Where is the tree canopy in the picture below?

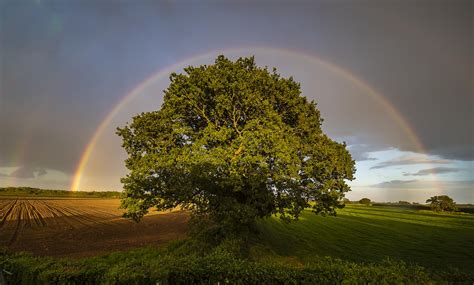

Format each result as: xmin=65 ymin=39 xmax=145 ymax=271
xmin=117 ymin=56 xmax=355 ymax=231
xmin=359 ymin=198 xmax=371 ymax=205
xmin=426 ymin=195 xmax=457 ymax=212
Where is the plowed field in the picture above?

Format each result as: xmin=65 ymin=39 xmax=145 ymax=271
xmin=0 ymin=198 xmax=188 ymax=257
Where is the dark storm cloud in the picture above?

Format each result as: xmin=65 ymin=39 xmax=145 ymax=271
xmin=9 ymin=167 xmax=35 ymax=179
xmin=0 ymin=0 xmax=472 ymax=181
xmin=404 ymin=167 xmax=463 ymax=176
xmin=0 ymin=1 xmax=170 ymax=172
xmin=371 ymin=156 xmax=451 ymax=169
xmin=371 ymin=180 xmax=418 ymax=188
xmin=335 ymin=1 xmax=473 ymax=161
xmin=37 ymin=168 xmax=47 ymax=176
xmin=9 ymin=166 xmax=48 ymax=179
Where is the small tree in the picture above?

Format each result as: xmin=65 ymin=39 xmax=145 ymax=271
xmin=398 ymin=201 xmax=411 ymax=205
xmin=426 ymin=195 xmax=457 ymax=212
xmin=117 ymin=56 xmax=355 ymax=233
xmin=359 ymin=198 xmax=371 ymax=205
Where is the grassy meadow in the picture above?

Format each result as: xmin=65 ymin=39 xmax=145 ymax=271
xmin=254 ymin=204 xmax=474 ymax=275
xmin=1 ymin=198 xmax=473 ymax=283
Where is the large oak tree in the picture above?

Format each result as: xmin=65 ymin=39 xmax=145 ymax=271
xmin=117 ymin=56 xmax=355 ymax=231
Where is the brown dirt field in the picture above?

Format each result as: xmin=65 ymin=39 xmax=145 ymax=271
xmin=0 ymin=198 xmax=189 ymax=258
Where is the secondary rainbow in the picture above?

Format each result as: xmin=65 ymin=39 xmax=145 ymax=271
xmin=71 ymin=47 xmax=429 ymax=192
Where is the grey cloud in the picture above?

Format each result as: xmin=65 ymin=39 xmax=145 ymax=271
xmin=371 ymin=180 xmax=417 ymax=188
xmin=0 ymin=1 xmax=471 ymax=189
xmin=347 ymin=144 xmax=378 ymax=161
xmin=37 ymin=168 xmax=48 ymax=176
xmin=9 ymin=167 xmax=35 ymax=179
xmin=371 ymin=156 xmax=451 ymax=170
xmin=8 ymin=167 xmax=48 ymax=179
xmin=404 ymin=167 xmax=463 ymax=176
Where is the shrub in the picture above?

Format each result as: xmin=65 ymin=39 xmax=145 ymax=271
xmin=426 ymin=195 xmax=458 ymax=212
xmin=359 ymin=198 xmax=371 ymax=205
xmin=2 ymin=246 xmax=467 ymax=284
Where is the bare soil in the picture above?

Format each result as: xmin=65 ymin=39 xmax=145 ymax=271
xmin=0 ymin=198 xmax=189 ymax=258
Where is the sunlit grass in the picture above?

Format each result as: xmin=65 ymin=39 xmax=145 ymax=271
xmin=254 ymin=204 xmax=474 ymax=275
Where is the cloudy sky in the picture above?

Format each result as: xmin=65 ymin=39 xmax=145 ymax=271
xmin=0 ymin=0 xmax=472 ymax=203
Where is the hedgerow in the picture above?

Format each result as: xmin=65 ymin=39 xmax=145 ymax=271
xmin=2 ymin=244 xmax=470 ymax=285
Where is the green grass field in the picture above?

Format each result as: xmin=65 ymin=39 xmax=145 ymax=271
xmin=254 ymin=204 xmax=474 ymax=275
xmin=2 ymin=192 xmax=473 ymax=283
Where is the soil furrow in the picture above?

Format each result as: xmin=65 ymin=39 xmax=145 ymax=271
xmin=40 ymin=201 xmax=76 ymax=228
xmin=0 ymin=198 xmax=189 ymax=257
xmin=8 ymin=201 xmax=23 ymax=245
xmin=0 ymin=199 xmax=18 ymax=227
xmin=48 ymin=205 xmax=96 ymax=228
xmin=26 ymin=200 xmax=47 ymax=226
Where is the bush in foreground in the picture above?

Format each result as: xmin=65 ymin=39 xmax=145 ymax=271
xmin=1 ymin=243 xmax=471 ymax=285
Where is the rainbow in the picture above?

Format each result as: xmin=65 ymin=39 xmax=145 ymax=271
xmin=70 ymin=47 xmax=429 ymax=192
xmin=3 ymin=109 xmax=38 ymax=186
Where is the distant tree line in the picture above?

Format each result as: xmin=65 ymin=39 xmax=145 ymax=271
xmin=0 ymin=187 xmax=121 ymax=198
xmin=341 ymin=195 xmax=465 ymax=213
